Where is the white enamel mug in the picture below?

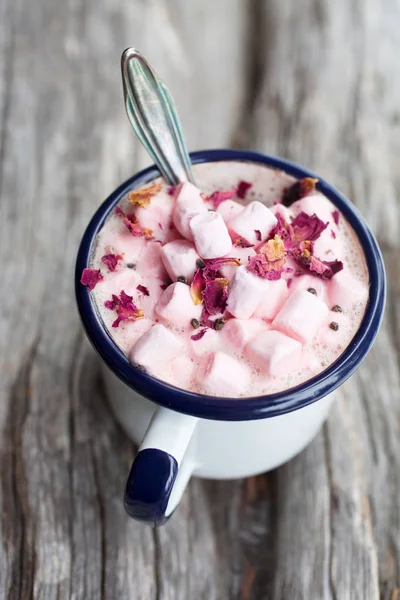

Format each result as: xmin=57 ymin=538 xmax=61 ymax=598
xmin=76 ymin=149 xmax=386 ymax=526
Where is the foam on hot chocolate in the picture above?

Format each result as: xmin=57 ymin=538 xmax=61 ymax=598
xmin=86 ymin=161 xmax=369 ymax=397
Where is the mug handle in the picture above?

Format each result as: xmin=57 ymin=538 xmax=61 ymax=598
xmin=124 ymin=406 xmax=198 ymax=526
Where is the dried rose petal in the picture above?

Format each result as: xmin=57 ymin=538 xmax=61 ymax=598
xmin=128 ymin=183 xmax=162 ymax=207
xmin=282 ymin=177 xmax=318 ymax=207
xmin=208 ymin=188 xmax=237 ymax=209
xmin=259 ymin=235 xmax=286 ymax=262
xmin=167 ymin=185 xmax=177 ymax=196
xmin=202 ymin=257 xmax=240 ymax=279
xmin=137 ymin=284 xmax=150 ymax=296
xmin=310 ymin=257 xmax=343 ymax=279
xmin=247 ymin=255 xmax=285 ymax=280
xmin=236 ymin=180 xmax=252 ymax=199
xmin=291 ymin=244 xmax=343 ymax=279
xmin=291 ymin=212 xmax=328 ymax=243
xmin=190 ymin=257 xmax=240 ymax=316
xmin=190 ymin=269 xmax=206 ymax=305
xmin=199 ymin=307 xmax=214 ymax=328
xmin=191 ymin=328 xmax=207 ymax=341
xmin=101 ymin=253 xmax=123 ymax=272
xmin=231 ymin=234 xmax=254 ymax=248
xmin=104 ymin=290 xmax=144 ymax=328
xmin=332 ymin=210 xmax=340 ymax=226
xmin=287 ymin=278 xmax=293 ymax=288
xmin=203 ymin=278 xmax=229 ymax=315
xmin=331 ymin=229 xmax=336 ymax=239
xmin=80 ymin=268 xmax=103 ymax=290
xmin=254 ymin=229 xmax=262 ymax=242
xmin=270 ymin=212 xmax=295 ymax=248
xmin=115 ymin=206 xmax=153 ymax=238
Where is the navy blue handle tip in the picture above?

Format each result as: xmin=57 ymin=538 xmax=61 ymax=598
xmin=124 ymin=448 xmax=178 ymax=526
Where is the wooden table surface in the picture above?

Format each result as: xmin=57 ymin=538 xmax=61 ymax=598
xmin=1 ymin=0 xmax=399 ymax=598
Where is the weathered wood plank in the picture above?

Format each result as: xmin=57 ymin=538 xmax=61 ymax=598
xmin=0 ymin=0 xmax=249 ymax=599
xmin=0 ymin=0 xmax=399 ymax=598
xmin=250 ymin=0 xmax=400 ymax=598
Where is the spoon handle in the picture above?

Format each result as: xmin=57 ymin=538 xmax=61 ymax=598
xmin=121 ymin=48 xmax=195 ymax=186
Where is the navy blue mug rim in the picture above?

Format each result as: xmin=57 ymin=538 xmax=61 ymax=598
xmin=75 ymin=149 xmax=386 ymax=421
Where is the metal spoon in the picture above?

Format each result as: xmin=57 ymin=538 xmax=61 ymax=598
xmin=121 ymin=48 xmax=195 ymax=186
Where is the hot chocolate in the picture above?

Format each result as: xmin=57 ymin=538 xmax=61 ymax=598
xmin=81 ymin=161 xmax=369 ymax=397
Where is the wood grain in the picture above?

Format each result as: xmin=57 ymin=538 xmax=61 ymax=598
xmin=0 ymin=0 xmax=398 ymax=598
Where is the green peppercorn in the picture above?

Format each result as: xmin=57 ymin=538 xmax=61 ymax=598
xmin=332 ymin=305 xmax=343 ymax=313
xmin=196 ymin=258 xmax=206 ymax=269
xmin=191 ymin=318 xmax=200 ymax=329
xmin=307 ymin=288 xmax=317 ymax=295
xmin=329 ymin=321 xmax=339 ymax=331
xmin=177 ymin=275 xmax=187 ymax=284
xmin=214 ymin=319 xmax=224 ymax=331
xmin=126 ymin=263 xmax=136 ymax=269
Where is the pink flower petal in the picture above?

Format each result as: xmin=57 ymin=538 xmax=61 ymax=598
xmin=208 ymin=188 xmax=237 ymax=209
xmin=236 ymin=180 xmax=252 ymax=199
xmin=104 ymin=289 xmax=144 ymax=327
xmin=231 ymin=234 xmax=254 ymax=248
xmin=247 ymin=255 xmax=285 ymax=280
xmin=282 ymin=177 xmax=318 ymax=206
xmin=291 ymin=212 xmax=328 ymax=243
xmin=190 ymin=269 xmax=206 ymax=305
xmin=80 ymin=268 xmax=103 ymax=290
xmin=101 ymin=253 xmax=123 ymax=272
xmin=332 ymin=210 xmax=340 ymax=226
xmin=137 ymin=284 xmax=150 ymax=296
xmin=203 ymin=278 xmax=229 ymax=315
xmin=115 ymin=206 xmax=153 ymax=238
xmin=191 ymin=328 xmax=207 ymax=341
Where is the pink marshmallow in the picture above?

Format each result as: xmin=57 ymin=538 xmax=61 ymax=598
xmin=170 ymin=355 xmax=195 ymax=389
xmin=291 ymin=194 xmax=336 ymax=228
xmin=219 ymin=246 xmax=256 ymax=281
xmin=129 ymin=324 xmax=183 ymax=375
xmin=137 ymin=277 xmax=165 ymax=321
xmin=190 ymin=211 xmax=232 ymax=258
xmin=327 ymin=268 xmax=369 ymax=311
xmin=227 ymin=265 xmax=269 ymax=319
xmin=122 ymin=318 xmax=153 ymax=352
xmin=221 ymin=318 xmax=268 ymax=352
xmin=216 ymin=200 xmax=244 ymax=223
xmin=290 ymin=274 xmax=328 ymax=303
xmin=135 ymin=190 xmax=175 ymax=243
xmin=228 ymin=201 xmax=277 ymax=246
xmin=246 ymin=330 xmax=302 ymax=377
xmin=189 ymin=328 xmax=220 ymax=357
xmin=313 ymin=228 xmax=343 ymax=260
xmin=160 ymin=240 xmax=200 ymax=283
xmin=269 ymin=203 xmax=293 ymax=223
xmin=100 ymin=268 xmax=139 ymax=298
xmin=96 ymin=226 xmax=146 ymax=266
xmin=155 ymin=282 xmax=202 ymax=327
xmin=273 ymin=289 xmax=329 ymax=343
xmin=253 ymin=279 xmax=289 ymax=320
xmin=173 ymin=182 xmax=207 ymax=240
xmin=136 ymin=241 xmax=168 ymax=280
xmin=225 ymin=245 xmax=257 ymax=264
xmin=197 ymin=351 xmax=251 ymax=396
